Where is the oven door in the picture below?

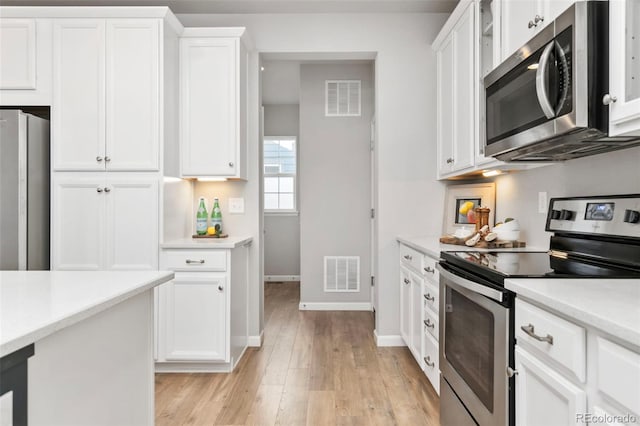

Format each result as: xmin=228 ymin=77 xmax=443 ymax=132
xmin=484 ymin=19 xmax=574 ymax=158
xmin=438 ymin=263 xmax=511 ymax=426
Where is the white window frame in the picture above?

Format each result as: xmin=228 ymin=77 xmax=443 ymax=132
xmin=325 ymin=80 xmax=362 ymax=117
xmin=263 ymin=136 xmax=298 ymax=213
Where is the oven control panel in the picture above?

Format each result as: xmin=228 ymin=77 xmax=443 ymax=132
xmin=546 ymin=195 xmax=640 ymax=238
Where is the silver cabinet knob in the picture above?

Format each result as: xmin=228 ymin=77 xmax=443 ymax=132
xmin=424 ymin=356 xmax=435 ymax=367
xmin=424 ymin=266 xmax=435 ymax=273
xmin=403 ymin=254 xmax=412 ymax=261
xmin=424 ymin=293 xmax=435 ymax=302
xmin=424 ymin=319 xmax=435 ymax=329
xmin=96 ymin=187 xmax=103 ymax=193
xmin=603 ymin=94 xmax=618 ymax=105
xmin=218 ymin=285 xmax=224 ymax=291
xmin=104 ymin=187 xmax=111 ymax=193
xmin=534 ymin=14 xmax=544 ymax=24
xmin=228 ymin=162 xmax=234 ymax=167
xmin=403 ymin=278 xmax=410 ymax=285
xmin=105 ymin=156 xmax=111 ymax=162
xmin=96 ymin=156 xmax=103 ymax=162
xmin=446 ymin=158 xmax=454 ymax=164
xmin=507 ymin=367 xmax=519 ymax=377
xmin=528 ymin=20 xmax=536 ymax=29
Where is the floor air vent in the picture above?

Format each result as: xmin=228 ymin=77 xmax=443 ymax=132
xmin=324 ymin=256 xmax=360 ymax=292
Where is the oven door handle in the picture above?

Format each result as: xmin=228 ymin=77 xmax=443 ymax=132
xmin=436 ymin=264 xmax=504 ymax=303
xmin=535 ymin=40 xmax=557 ymax=119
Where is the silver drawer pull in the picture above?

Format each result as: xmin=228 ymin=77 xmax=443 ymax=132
xmin=424 ymin=356 xmax=435 ymax=367
xmin=185 ymin=259 xmax=205 ymax=264
xmin=423 ymin=319 xmax=435 ymax=329
xmin=403 ymin=278 xmax=410 ymax=285
xmin=403 ymin=254 xmax=412 ymax=261
xmin=424 ymin=266 xmax=435 ymax=273
xmin=521 ymin=324 xmax=553 ymax=345
xmin=424 ymin=293 xmax=435 ymax=302
xmin=218 ymin=285 xmax=224 ymax=292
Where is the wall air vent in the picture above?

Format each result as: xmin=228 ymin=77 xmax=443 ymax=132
xmin=324 ymin=256 xmax=360 ymax=292
xmin=325 ymin=80 xmax=361 ymax=117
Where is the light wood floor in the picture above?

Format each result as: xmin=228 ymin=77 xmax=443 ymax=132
xmin=155 ymin=282 xmax=440 ymax=425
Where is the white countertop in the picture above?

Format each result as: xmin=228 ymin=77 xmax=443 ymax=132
xmin=0 ymin=270 xmax=174 ymax=358
xmin=505 ymin=278 xmax=640 ymax=347
xmin=397 ymin=235 xmax=547 ymax=258
xmin=160 ymin=235 xmax=253 ymax=249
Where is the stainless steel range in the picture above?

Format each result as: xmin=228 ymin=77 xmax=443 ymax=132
xmin=437 ymin=194 xmax=640 ymax=426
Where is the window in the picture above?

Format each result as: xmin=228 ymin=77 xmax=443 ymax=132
xmin=263 ymin=137 xmax=297 ymax=211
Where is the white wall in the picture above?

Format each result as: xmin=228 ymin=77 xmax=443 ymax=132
xmin=299 ymin=62 xmax=374 ymax=306
xmin=263 ymin=104 xmax=300 ymax=277
xmin=178 ymin=12 xmax=449 ymax=338
xmin=494 ymin=146 xmax=640 ymax=248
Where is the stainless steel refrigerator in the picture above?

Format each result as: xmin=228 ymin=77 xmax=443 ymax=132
xmin=0 ymin=109 xmax=50 ymax=270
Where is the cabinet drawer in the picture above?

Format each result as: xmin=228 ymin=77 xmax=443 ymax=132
xmin=161 ymin=249 xmax=227 ymax=272
xmin=421 ymin=255 xmax=439 ymax=283
xmin=423 ymin=281 xmax=439 ymax=314
xmin=422 ymin=328 xmax=440 ymax=395
xmin=595 ymin=336 xmax=640 ymax=416
xmin=423 ymin=307 xmax=439 ymax=341
xmin=516 ymin=299 xmax=586 ymax=382
xmin=399 ymin=244 xmax=422 ymax=272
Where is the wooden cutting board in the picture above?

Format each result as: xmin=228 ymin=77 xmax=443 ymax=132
xmin=439 ymin=235 xmax=526 ymax=248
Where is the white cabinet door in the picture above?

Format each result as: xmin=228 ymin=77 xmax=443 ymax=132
xmin=542 ymin=0 xmax=574 ymax=27
xmin=515 ymin=346 xmax=587 ymax=426
xmin=104 ymin=176 xmax=158 ymax=271
xmin=180 ymin=37 xmax=238 ymax=177
xmin=162 ymin=273 xmax=228 ymax=361
xmin=53 ymin=19 xmax=106 ymax=171
xmin=500 ymin=0 xmax=538 ymax=60
xmin=608 ymin=0 xmax=640 ymax=137
xmin=400 ymin=265 xmax=412 ymax=348
xmin=437 ymin=34 xmax=455 ymax=174
xmin=410 ymin=271 xmax=423 ymax=361
xmin=52 ymin=175 xmax=105 ymax=270
xmin=0 ymin=19 xmax=36 ymax=89
xmin=105 ymin=20 xmax=160 ymax=171
xmin=451 ymin=4 xmax=475 ymax=172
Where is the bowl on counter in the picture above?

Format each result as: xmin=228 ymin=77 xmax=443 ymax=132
xmin=494 ymin=220 xmax=520 ymax=241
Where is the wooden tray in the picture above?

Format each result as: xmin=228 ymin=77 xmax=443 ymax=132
xmin=192 ymin=234 xmax=229 ymax=239
xmin=439 ymin=235 xmax=526 ymax=248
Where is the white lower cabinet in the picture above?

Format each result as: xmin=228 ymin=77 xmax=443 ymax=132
xmin=515 ymin=346 xmax=587 ymax=426
xmin=398 ymin=242 xmax=440 ymax=395
xmin=514 ymin=298 xmax=640 ymax=426
xmin=52 ymin=173 xmax=158 ymax=270
xmin=157 ymin=245 xmax=249 ymax=372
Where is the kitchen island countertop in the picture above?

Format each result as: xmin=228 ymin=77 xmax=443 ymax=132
xmin=0 ymin=270 xmax=174 ymax=357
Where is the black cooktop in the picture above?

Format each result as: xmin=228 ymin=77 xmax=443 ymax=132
xmin=440 ymin=250 xmax=640 ymax=284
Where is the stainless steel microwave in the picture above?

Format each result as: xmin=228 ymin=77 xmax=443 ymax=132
xmin=484 ymin=1 xmax=640 ymax=162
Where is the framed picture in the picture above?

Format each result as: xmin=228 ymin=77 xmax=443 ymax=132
xmin=442 ymin=182 xmax=496 ymax=236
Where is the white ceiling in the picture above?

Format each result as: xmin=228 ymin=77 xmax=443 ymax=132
xmin=1 ymin=0 xmax=458 ymax=14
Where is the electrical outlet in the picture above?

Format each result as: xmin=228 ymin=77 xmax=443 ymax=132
xmin=538 ymin=192 xmax=548 ymax=214
xmin=229 ymin=198 xmax=245 ymax=214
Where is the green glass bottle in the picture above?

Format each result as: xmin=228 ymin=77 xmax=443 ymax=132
xmin=196 ymin=197 xmax=208 ymax=235
xmin=211 ymin=198 xmax=222 ymax=235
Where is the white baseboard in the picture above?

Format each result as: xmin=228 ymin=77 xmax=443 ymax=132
xmin=265 ymin=275 xmax=300 ymax=282
xmin=247 ymin=331 xmax=264 ymax=347
xmin=299 ymin=302 xmax=372 ymax=311
xmin=374 ymin=330 xmax=406 ymax=347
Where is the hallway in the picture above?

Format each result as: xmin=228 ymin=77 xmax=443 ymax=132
xmin=155 ymin=282 xmax=440 ymax=425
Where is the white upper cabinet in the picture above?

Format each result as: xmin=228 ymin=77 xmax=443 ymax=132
xmin=436 ymin=2 xmax=475 ymax=177
xmin=180 ymin=28 xmax=249 ymax=179
xmin=607 ymin=0 xmax=640 ymax=137
xmin=106 ymin=20 xmax=160 ymax=171
xmin=53 ymin=18 xmax=160 ymax=172
xmin=53 ymin=19 xmax=106 ymax=171
xmin=500 ymin=0 xmax=574 ymax=61
xmin=0 ymin=18 xmax=53 ymax=105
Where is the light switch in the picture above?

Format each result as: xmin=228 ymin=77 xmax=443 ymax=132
xmin=538 ymin=192 xmax=548 ymax=214
xmin=229 ymin=198 xmax=245 ymax=214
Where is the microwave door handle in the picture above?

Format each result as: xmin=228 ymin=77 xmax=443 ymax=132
xmin=554 ymin=41 xmax=570 ymax=116
xmin=536 ymin=41 xmax=556 ymax=119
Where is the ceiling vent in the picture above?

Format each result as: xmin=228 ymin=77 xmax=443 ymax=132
xmin=324 ymin=256 xmax=360 ymax=292
xmin=325 ymin=80 xmax=361 ymax=117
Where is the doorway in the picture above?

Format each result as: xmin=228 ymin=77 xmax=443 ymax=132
xmin=260 ymin=55 xmax=376 ymax=313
